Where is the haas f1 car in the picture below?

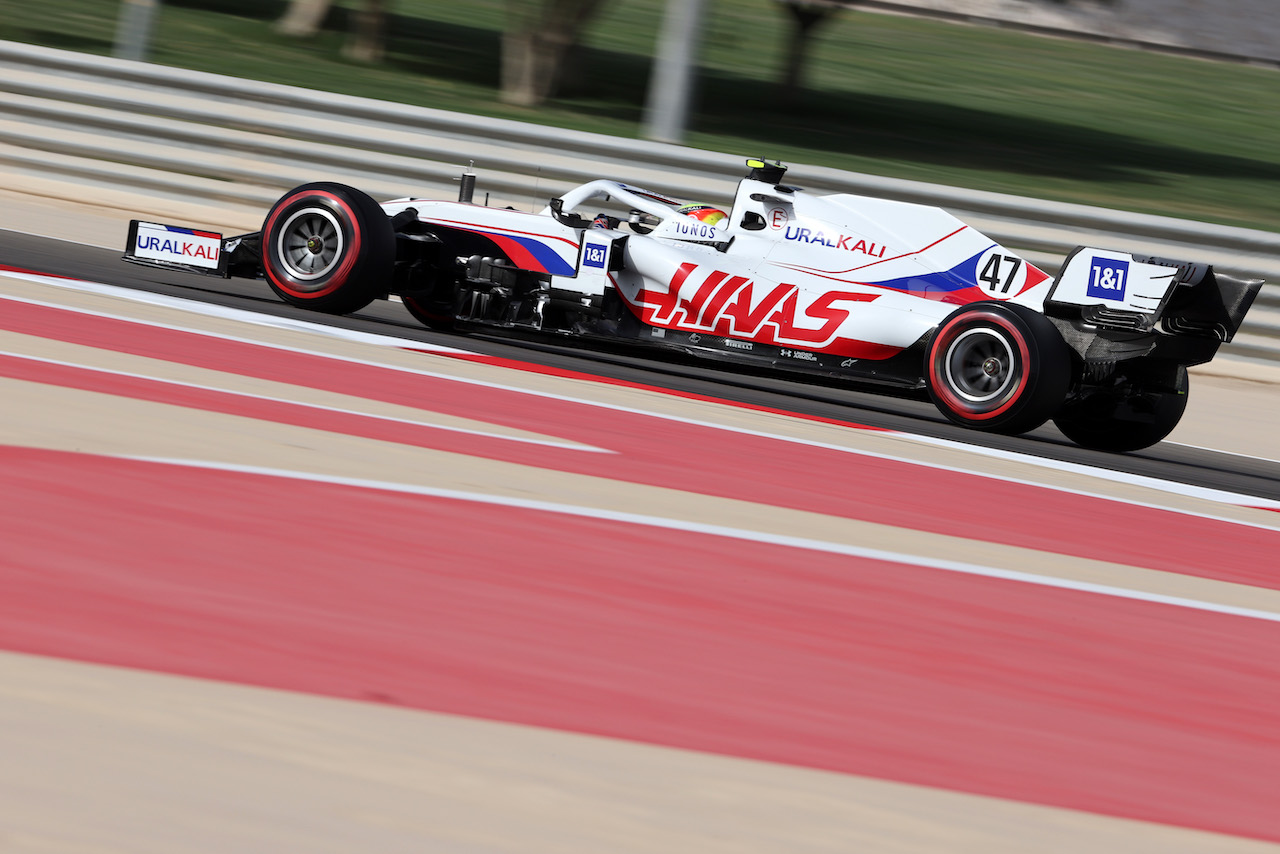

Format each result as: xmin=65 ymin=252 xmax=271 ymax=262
xmin=124 ymin=159 xmax=1262 ymax=452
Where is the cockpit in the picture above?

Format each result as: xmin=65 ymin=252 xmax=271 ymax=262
xmin=543 ymin=159 xmax=790 ymax=248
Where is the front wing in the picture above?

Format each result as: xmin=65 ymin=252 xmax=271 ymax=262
xmin=123 ymin=220 xmax=263 ymax=280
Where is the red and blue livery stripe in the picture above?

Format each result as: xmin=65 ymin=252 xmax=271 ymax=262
xmin=151 ymin=223 xmax=222 ymax=240
xmin=461 ymin=227 xmax=577 ymax=276
xmin=863 ymin=248 xmax=1048 ymax=304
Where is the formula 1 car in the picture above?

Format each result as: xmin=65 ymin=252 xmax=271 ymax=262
xmin=123 ymin=159 xmax=1262 ymax=452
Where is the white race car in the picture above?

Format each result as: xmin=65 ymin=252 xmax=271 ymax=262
xmin=124 ymin=159 xmax=1262 ymax=452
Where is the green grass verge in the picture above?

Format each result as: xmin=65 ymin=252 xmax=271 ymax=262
xmin=4 ymin=0 xmax=1280 ymax=232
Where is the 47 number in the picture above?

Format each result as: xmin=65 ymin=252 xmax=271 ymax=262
xmin=979 ymin=253 xmax=1023 ymax=294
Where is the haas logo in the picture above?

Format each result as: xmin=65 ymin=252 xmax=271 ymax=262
xmin=633 ymin=262 xmax=878 ymax=349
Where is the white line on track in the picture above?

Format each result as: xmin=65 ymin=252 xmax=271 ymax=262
xmin=902 ymin=433 xmax=1280 ymax=511
xmin=1169 ymin=441 xmax=1280 ymax=468
xmin=0 ymin=349 xmax=610 ymax=453
xmin=6 ymin=271 xmax=1280 ymax=525
xmin=128 ymin=454 xmax=1280 ymax=625
xmin=0 ymin=271 xmax=469 ymax=353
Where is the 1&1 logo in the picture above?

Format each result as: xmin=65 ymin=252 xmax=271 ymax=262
xmin=583 ymin=244 xmax=608 ymax=269
xmin=1087 ymin=257 xmax=1129 ymax=301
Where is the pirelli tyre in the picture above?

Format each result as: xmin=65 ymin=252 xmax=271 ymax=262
xmin=926 ymin=301 xmax=1071 ymax=435
xmin=1052 ymin=367 xmax=1189 ymax=453
xmin=261 ymin=182 xmax=394 ymax=314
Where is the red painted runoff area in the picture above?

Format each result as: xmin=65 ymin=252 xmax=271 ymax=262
xmin=1 ymin=446 xmax=1278 ymax=842
xmin=2 ymin=298 xmax=1280 ymax=587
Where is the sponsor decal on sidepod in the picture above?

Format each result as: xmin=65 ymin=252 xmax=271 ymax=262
xmin=628 ymin=262 xmax=900 ymax=358
xmin=784 ymin=227 xmax=888 ymax=258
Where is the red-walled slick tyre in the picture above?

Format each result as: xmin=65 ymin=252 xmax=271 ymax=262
xmin=261 ymin=182 xmax=394 ymax=315
xmin=926 ymin=301 xmax=1071 ymax=435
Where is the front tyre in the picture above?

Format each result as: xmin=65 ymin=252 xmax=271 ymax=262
xmin=1053 ymin=367 xmax=1189 ymax=453
xmin=926 ymin=302 xmax=1071 ymax=435
xmin=261 ymin=182 xmax=394 ymax=314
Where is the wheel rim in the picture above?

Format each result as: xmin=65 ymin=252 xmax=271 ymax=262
xmin=943 ymin=327 xmax=1017 ymax=405
xmin=276 ymin=207 xmax=344 ymax=286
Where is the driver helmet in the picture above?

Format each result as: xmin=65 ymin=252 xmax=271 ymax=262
xmin=677 ymin=203 xmax=728 ymax=226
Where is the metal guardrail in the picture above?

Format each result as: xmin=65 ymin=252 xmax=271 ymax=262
xmin=1 ymin=39 xmax=1277 ymax=362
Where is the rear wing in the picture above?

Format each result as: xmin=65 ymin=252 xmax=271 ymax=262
xmin=1044 ymin=246 xmax=1262 ymax=343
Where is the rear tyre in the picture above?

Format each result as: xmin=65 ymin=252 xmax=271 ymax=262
xmin=926 ymin=302 xmax=1071 ymax=435
xmin=1053 ymin=367 xmax=1189 ymax=453
xmin=261 ymin=182 xmax=394 ymax=314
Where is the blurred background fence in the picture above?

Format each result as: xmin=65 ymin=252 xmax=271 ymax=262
xmin=2 ymin=39 xmax=1278 ymax=362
